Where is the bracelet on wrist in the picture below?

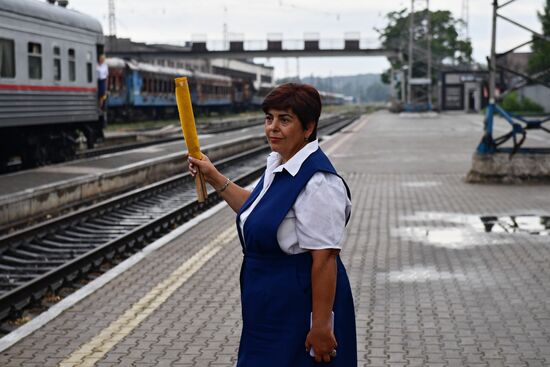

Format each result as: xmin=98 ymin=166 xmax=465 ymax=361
xmin=217 ymin=177 xmax=231 ymax=193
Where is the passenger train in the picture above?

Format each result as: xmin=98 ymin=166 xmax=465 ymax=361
xmin=106 ymin=58 xmax=238 ymax=121
xmin=0 ymin=0 xmax=350 ymax=171
xmin=0 ymin=0 xmax=105 ymax=169
xmin=104 ymin=57 xmax=350 ymax=122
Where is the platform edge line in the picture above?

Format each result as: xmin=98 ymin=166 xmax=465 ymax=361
xmin=0 ymin=198 xmax=232 ymax=353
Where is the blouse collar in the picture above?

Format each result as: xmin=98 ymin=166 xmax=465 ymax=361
xmin=268 ymin=139 xmax=319 ymax=177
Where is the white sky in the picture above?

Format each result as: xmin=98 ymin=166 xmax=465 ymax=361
xmin=68 ymin=0 xmax=545 ymax=79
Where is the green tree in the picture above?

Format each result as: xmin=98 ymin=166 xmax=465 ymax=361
xmin=376 ymin=9 xmax=472 ymax=85
xmin=528 ymin=0 xmax=550 ymax=83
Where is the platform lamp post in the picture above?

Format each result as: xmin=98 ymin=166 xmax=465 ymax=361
xmin=407 ymin=0 xmax=415 ymax=105
xmin=426 ymin=0 xmax=432 ymax=110
xmin=399 ymin=50 xmax=407 ymax=103
xmin=401 ymin=65 xmax=408 ymax=104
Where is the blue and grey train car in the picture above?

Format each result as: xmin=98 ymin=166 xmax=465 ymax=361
xmin=191 ymin=71 xmax=233 ymax=113
xmin=319 ymin=91 xmax=351 ymax=105
xmin=106 ymin=58 xmax=192 ymax=121
xmin=251 ymin=82 xmax=275 ymax=107
xmin=0 ymin=0 xmax=105 ymax=169
xmin=106 ymin=58 xmax=233 ymax=121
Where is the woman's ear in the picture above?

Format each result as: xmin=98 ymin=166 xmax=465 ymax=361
xmin=306 ymin=121 xmax=315 ymax=137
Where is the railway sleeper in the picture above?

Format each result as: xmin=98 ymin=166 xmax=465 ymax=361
xmin=0 ymin=255 xmax=65 ymax=267
xmin=24 ymin=244 xmax=89 ymax=257
xmin=48 ymin=234 xmax=104 ymax=245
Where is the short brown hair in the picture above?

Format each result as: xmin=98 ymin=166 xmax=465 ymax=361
xmin=261 ymin=83 xmax=321 ymax=142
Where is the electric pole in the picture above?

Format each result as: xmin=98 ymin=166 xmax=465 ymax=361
xmin=108 ymin=0 xmax=116 ymax=36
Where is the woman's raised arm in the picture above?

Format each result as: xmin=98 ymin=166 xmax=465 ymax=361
xmin=188 ymin=154 xmax=251 ymax=213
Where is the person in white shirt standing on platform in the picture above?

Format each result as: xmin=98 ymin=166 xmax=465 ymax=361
xmin=188 ymin=83 xmax=357 ymax=366
xmin=97 ymin=54 xmax=108 ymax=110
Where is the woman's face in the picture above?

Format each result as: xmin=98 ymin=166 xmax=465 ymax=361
xmin=264 ymin=108 xmax=314 ymax=163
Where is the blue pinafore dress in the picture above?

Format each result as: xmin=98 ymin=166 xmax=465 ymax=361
xmin=235 ymin=148 xmax=357 ymax=367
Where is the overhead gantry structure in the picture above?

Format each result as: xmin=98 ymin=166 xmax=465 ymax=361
xmin=106 ymin=35 xmax=398 ymax=60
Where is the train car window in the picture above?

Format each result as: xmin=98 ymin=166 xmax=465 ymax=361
xmin=86 ymin=51 xmax=93 ymax=83
xmin=28 ymin=42 xmax=42 ymax=79
xmin=53 ymin=46 xmax=61 ymax=81
xmin=68 ymin=49 xmax=76 ymax=81
xmin=68 ymin=48 xmax=76 ymax=81
xmin=0 ymin=38 xmax=16 ymax=78
xmin=86 ymin=63 xmax=93 ymax=83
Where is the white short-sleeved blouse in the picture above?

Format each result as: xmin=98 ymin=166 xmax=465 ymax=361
xmin=239 ymin=140 xmax=351 ymax=255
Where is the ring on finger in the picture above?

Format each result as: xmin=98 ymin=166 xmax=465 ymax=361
xmin=329 ymin=349 xmax=337 ymax=357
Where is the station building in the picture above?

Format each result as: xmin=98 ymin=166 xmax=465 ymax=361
xmin=439 ymin=68 xmax=490 ymax=113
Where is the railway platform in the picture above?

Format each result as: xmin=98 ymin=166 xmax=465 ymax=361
xmin=1 ymin=111 xmax=550 ymax=366
xmin=0 ymin=124 xmax=265 ymax=230
xmin=0 ymin=112 xmax=349 ymax=231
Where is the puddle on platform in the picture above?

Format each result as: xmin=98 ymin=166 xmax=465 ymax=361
xmin=478 ymin=215 xmax=550 ymax=235
xmin=402 ymin=181 xmax=442 ymax=188
xmin=396 ymin=212 xmax=549 ymax=249
xmin=385 ymin=265 xmax=466 ymax=283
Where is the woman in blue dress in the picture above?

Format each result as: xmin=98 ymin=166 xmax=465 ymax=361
xmin=188 ymin=83 xmax=357 ymax=366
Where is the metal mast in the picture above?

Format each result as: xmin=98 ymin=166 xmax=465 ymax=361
xmin=406 ymin=0 xmax=432 ymax=110
xmin=108 ymin=0 xmax=116 ymax=36
xmin=489 ymin=0 xmax=497 ymax=105
xmin=461 ymin=0 xmax=470 ymax=39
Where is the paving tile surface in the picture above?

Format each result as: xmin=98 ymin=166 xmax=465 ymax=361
xmin=1 ymin=111 xmax=549 ymax=366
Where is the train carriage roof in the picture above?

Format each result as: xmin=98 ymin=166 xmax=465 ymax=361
xmin=106 ymin=57 xmax=193 ymax=77
xmin=106 ymin=58 xmax=234 ymax=83
xmin=193 ymin=71 xmax=232 ymax=83
xmin=0 ymin=0 xmax=103 ymax=34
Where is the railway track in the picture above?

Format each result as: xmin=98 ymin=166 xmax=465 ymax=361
xmin=0 ymin=113 xmax=359 ymax=329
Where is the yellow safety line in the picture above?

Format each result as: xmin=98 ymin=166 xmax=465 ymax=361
xmin=59 ymin=226 xmax=237 ymax=367
xmin=324 ymin=115 xmax=369 ymax=155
